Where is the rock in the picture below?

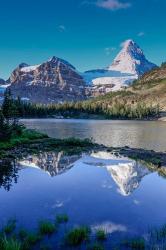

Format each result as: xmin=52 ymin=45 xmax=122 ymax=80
xmin=8 ymin=56 xmax=87 ymax=104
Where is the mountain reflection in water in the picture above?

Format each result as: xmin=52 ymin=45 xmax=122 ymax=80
xmin=0 ymin=150 xmax=151 ymax=195
xmin=19 ymin=151 xmax=81 ymax=177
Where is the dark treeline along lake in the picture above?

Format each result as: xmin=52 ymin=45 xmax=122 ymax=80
xmin=1 ymin=118 xmax=166 ymax=249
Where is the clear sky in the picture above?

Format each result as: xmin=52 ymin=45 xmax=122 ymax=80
xmin=0 ymin=0 xmax=166 ymax=79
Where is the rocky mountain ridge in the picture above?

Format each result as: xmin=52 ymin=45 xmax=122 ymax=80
xmin=0 ymin=40 xmax=160 ymax=104
xmin=8 ymin=56 xmax=87 ymax=103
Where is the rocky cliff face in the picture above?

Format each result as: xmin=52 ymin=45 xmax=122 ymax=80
xmin=8 ymin=57 xmax=87 ymax=104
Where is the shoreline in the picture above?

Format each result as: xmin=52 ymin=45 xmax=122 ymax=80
xmin=1 ymin=129 xmax=166 ymax=170
xmin=19 ymin=115 xmax=165 ymax=122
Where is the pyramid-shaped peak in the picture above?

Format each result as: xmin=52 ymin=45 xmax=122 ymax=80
xmin=108 ymin=39 xmax=156 ymax=75
xmin=123 ymin=39 xmax=136 ymax=47
xmin=121 ymin=39 xmax=143 ymax=55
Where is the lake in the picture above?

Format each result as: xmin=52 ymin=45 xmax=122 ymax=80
xmin=1 ymin=119 xmax=166 ymax=248
xmin=22 ymin=119 xmax=166 ymax=151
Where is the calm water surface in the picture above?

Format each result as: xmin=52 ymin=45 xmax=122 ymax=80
xmin=1 ymin=119 xmax=166 ymax=248
xmin=22 ymin=119 xmax=166 ymax=151
xmin=1 ymin=151 xmax=166 ymax=242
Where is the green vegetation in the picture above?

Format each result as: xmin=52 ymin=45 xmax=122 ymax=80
xmin=0 ymin=237 xmax=21 ymax=250
xmin=0 ymin=89 xmax=24 ymax=142
xmin=39 ymin=221 xmax=57 ymax=235
xmin=0 ymin=89 xmax=96 ymax=159
xmin=87 ymin=242 xmax=104 ymax=250
xmin=122 ymin=238 xmax=145 ymax=249
xmin=3 ymin=220 xmax=16 ymax=234
xmin=96 ymin=229 xmax=107 ymax=241
xmin=150 ymin=224 xmax=166 ymax=241
xmin=56 ymin=214 xmax=69 ymax=224
xmin=0 ymin=134 xmax=94 ymax=159
xmin=0 ymin=128 xmax=48 ymax=151
xmin=0 ymin=89 xmax=95 ymax=159
xmin=18 ymin=229 xmax=28 ymax=240
xmin=0 ymin=89 xmax=48 ymax=151
xmin=1 ymin=86 xmax=160 ymax=120
xmin=10 ymin=92 xmax=159 ymax=120
xmin=65 ymin=226 xmax=91 ymax=246
xmin=1 ymin=215 xmax=166 ymax=249
xmin=24 ymin=232 xmax=41 ymax=247
xmin=39 ymin=244 xmax=51 ymax=250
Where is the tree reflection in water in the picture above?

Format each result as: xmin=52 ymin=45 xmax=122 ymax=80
xmin=0 ymin=159 xmax=19 ymax=191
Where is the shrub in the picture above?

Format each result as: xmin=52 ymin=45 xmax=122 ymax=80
xmin=56 ymin=214 xmax=69 ymax=224
xmin=3 ymin=219 xmax=16 ymax=234
xmin=2 ymin=237 xmax=21 ymax=250
xmin=39 ymin=221 xmax=57 ymax=235
xmin=96 ymin=229 xmax=107 ymax=241
xmin=65 ymin=226 xmax=91 ymax=246
xmin=122 ymin=238 xmax=145 ymax=249
xmin=25 ymin=232 xmax=41 ymax=245
xmin=18 ymin=229 xmax=28 ymax=240
xmin=87 ymin=242 xmax=104 ymax=250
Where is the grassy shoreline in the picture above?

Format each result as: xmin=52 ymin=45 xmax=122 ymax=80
xmin=0 ymin=128 xmax=95 ymax=159
xmin=0 ymin=128 xmax=166 ymax=170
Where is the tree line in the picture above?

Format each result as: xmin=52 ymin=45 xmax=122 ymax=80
xmin=0 ymin=89 xmax=24 ymax=141
xmin=0 ymin=89 xmax=160 ymax=122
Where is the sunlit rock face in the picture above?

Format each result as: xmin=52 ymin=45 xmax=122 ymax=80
xmin=19 ymin=151 xmax=81 ymax=176
xmin=8 ymin=57 xmax=86 ymax=104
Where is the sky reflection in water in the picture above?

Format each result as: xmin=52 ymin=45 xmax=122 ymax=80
xmin=0 ymin=150 xmax=166 ymax=240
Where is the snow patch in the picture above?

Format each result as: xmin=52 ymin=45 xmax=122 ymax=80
xmin=83 ymin=39 xmax=156 ymax=92
xmin=20 ymin=65 xmax=40 ymax=72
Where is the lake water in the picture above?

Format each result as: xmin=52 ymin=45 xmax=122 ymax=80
xmin=1 ymin=119 xmax=166 ymax=248
xmin=0 ymin=150 xmax=166 ymax=248
xmin=22 ymin=119 xmax=166 ymax=152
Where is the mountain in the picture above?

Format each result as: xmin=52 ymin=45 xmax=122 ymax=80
xmin=0 ymin=78 xmax=7 ymax=101
xmin=83 ymin=40 xmax=156 ymax=93
xmin=108 ymin=40 xmax=156 ymax=75
xmin=82 ymin=63 xmax=166 ymax=117
xmin=8 ymin=56 xmax=87 ymax=104
xmin=0 ymin=78 xmax=5 ymax=85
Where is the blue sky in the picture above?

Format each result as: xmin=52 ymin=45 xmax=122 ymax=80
xmin=0 ymin=0 xmax=166 ymax=79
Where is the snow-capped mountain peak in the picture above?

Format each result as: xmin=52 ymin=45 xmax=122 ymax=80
xmin=83 ymin=39 xmax=157 ymax=93
xmin=108 ymin=39 xmax=156 ymax=75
